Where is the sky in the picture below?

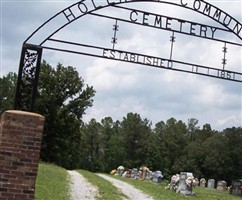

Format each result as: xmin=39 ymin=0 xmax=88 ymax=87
xmin=1 ymin=0 xmax=242 ymax=131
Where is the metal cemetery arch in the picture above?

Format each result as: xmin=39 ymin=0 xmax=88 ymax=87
xmin=15 ymin=0 xmax=242 ymax=111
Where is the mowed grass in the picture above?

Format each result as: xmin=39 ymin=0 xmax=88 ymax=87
xmin=194 ymin=187 xmax=241 ymax=200
xmin=35 ymin=163 xmax=127 ymax=200
xmin=110 ymin=175 xmax=241 ymax=200
xmin=35 ymin=164 xmax=241 ymax=200
xmin=35 ymin=163 xmax=70 ymax=200
xmin=77 ymin=170 xmax=128 ymax=200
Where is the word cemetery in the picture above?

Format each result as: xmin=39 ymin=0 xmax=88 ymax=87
xmin=15 ymin=0 xmax=242 ymax=110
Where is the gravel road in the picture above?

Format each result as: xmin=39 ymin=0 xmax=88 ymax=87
xmin=96 ymin=174 xmax=154 ymax=200
xmin=68 ymin=171 xmax=154 ymax=200
xmin=68 ymin=170 xmax=99 ymax=200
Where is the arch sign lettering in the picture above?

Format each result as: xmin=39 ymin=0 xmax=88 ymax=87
xmin=15 ymin=0 xmax=242 ymax=111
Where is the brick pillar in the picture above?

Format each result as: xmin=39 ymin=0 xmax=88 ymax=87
xmin=0 ymin=110 xmax=45 ymax=200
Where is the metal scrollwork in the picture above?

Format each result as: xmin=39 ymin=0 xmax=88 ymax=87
xmin=23 ymin=50 xmax=38 ymax=79
xmin=14 ymin=44 xmax=42 ymax=111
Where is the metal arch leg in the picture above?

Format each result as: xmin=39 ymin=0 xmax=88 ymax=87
xmin=14 ymin=43 xmax=43 ymax=112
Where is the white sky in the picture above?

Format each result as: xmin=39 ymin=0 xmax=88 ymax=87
xmin=1 ymin=0 xmax=242 ymax=130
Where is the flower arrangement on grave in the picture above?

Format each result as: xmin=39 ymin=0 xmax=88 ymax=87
xmin=185 ymin=176 xmax=194 ymax=187
xmin=200 ymin=178 xmax=206 ymax=186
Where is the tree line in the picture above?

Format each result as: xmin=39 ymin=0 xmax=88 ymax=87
xmin=1 ymin=61 xmax=241 ymax=184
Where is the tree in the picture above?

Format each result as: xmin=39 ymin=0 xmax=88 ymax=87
xmin=81 ymin=119 xmax=102 ymax=172
xmin=202 ymin=132 xmax=232 ymax=181
xmin=177 ymin=124 xmax=215 ymax=178
xmin=160 ymin=118 xmax=188 ymax=175
xmin=99 ymin=117 xmax=115 ymax=170
xmin=120 ymin=112 xmax=152 ymax=168
xmin=153 ymin=121 xmax=169 ymax=174
xmin=223 ymin=127 xmax=242 ymax=182
xmin=187 ymin=118 xmax=199 ymax=141
xmin=35 ymin=61 xmax=95 ymax=169
xmin=0 ymin=72 xmax=17 ymax=114
xmin=99 ymin=117 xmax=123 ymax=172
xmin=105 ymin=122 xmax=126 ymax=170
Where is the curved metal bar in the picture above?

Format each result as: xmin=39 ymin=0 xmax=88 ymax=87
xmin=24 ymin=0 xmax=242 ymax=45
xmin=17 ymin=0 xmax=242 ymax=111
xmin=41 ymin=43 xmax=242 ymax=83
xmin=24 ymin=1 xmax=82 ymax=44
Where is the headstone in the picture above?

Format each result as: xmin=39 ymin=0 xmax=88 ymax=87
xmin=200 ymin=178 xmax=206 ymax=187
xmin=131 ymin=168 xmax=138 ymax=179
xmin=177 ymin=172 xmax=195 ymax=196
xmin=231 ymin=180 xmax=242 ymax=196
xmin=178 ymin=172 xmax=190 ymax=191
xmin=145 ymin=171 xmax=152 ymax=180
xmin=126 ymin=169 xmax=132 ymax=178
xmin=217 ymin=180 xmax=227 ymax=191
xmin=207 ymin=179 xmax=215 ymax=189
xmin=140 ymin=166 xmax=150 ymax=180
xmin=151 ymin=171 xmax=163 ymax=184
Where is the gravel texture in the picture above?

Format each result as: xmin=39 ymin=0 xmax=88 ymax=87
xmin=68 ymin=170 xmax=99 ymax=200
xmin=96 ymin=174 xmax=154 ymax=200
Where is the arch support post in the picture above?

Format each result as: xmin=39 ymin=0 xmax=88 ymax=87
xmin=0 ymin=110 xmax=45 ymax=200
xmin=14 ymin=44 xmax=43 ymax=112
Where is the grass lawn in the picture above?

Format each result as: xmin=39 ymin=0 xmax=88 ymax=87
xmin=35 ymin=163 xmax=70 ymax=200
xmin=110 ymin=175 xmax=241 ymax=200
xmin=35 ymin=163 xmax=241 ymax=200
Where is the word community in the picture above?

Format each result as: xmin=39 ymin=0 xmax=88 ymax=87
xmin=63 ymin=0 xmax=242 ymax=39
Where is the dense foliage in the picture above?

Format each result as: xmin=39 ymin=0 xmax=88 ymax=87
xmin=80 ymin=115 xmax=242 ymax=185
xmin=0 ymin=72 xmax=16 ymax=113
xmin=1 ymin=61 xmax=95 ymax=169
xmin=1 ymin=62 xmax=241 ymax=184
xmin=35 ymin=61 xmax=95 ymax=169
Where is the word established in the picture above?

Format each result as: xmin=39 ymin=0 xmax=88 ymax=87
xmin=102 ymin=49 xmax=173 ymax=68
xmin=102 ymin=49 xmax=237 ymax=81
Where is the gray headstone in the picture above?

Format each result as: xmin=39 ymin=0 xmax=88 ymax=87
xmin=231 ymin=180 xmax=242 ymax=196
xmin=207 ymin=179 xmax=215 ymax=189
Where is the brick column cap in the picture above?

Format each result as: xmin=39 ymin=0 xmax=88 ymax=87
xmin=3 ymin=110 xmax=44 ymax=118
